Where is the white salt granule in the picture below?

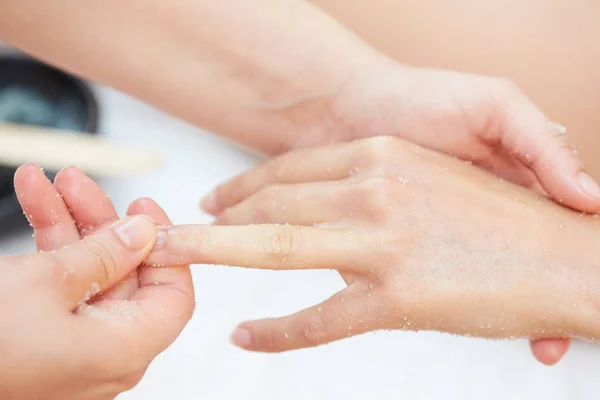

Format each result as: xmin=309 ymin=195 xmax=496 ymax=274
xmin=79 ymin=282 xmax=100 ymax=305
xmin=398 ymin=177 xmax=409 ymax=186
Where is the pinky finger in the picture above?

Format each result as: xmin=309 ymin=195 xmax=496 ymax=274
xmin=230 ymin=283 xmax=379 ymax=352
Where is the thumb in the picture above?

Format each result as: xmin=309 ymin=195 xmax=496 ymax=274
xmin=43 ymin=215 xmax=157 ymax=308
xmin=491 ymin=86 xmax=600 ymax=213
xmin=512 ymin=123 xmax=600 ymax=213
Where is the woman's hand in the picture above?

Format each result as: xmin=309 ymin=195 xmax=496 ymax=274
xmin=201 ymin=64 xmax=600 ymax=366
xmin=203 ymin=63 xmax=600 ymax=217
xmin=152 ymin=138 xmax=600 ymax=361
xmin=4 ymin=164 xmax=194 ymax=400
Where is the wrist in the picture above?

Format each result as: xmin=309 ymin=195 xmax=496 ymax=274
xmin=257 ymin=50 xmax=394 ymax=155
xmin=280 ymin=59 xmax=414 ymax=153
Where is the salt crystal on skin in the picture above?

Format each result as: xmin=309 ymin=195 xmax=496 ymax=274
xmin=79 ymin=282 xmax=100 ymax=305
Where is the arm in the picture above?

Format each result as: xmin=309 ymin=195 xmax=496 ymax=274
xmin=2 ymin=0 xmax=598 ymax=217
xmin=0 ymin=0 xmax=383 ymax=154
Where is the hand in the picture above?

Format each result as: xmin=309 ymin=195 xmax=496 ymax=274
xmin=4 ymin=164 xmax=194 ymax=400
xmin=306 ymin=63 xmax=600 ymax=214
xmin=201 ymin=63 xmax=598 ymax=365
xmin=155 ymin=137 xmax=600 ymax=361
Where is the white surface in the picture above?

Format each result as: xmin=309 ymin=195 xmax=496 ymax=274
xmin=1 ymin=86 xmax=600 ymax=400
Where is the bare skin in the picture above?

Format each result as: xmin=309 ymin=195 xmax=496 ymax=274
xmin=146 ymin=137 xmax=600 ymax=352
xmin=4 ymin=164 xmax=194 ymax=400
xmin=2 ymin=0 xmax=596 ymax=364
xmin=311 ymin=0 xmax=600 ymax=178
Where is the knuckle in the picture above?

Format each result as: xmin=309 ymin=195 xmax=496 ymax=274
xmin=261 ymin=329 xmax=282 ymax=352
xmin=81 ymin=240 xmax=118 ymax=284
xmin=355 ymin=177 xmax=399 ymax=220
xmin=359 ymin=136 xmax=406 ymax=168
xmin=299 ymin=316 xmax=329 ymax=346
xmin=265 ymin=226 xmax=299 ymax=263
xmin=116 ymin=369 xmax=146 ymax=391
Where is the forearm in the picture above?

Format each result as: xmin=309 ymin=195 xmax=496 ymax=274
xmin=0 ymin=0 xmax=385 ymax=154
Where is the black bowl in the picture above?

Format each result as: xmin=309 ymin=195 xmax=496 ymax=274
xmin=0 ymin=56 xmax=99 ymax=235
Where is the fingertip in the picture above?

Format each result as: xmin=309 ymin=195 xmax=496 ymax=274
xmin=53 ymin=166 xmax=86 ymax=188
xmin=200 ymin=191 xmax=219 ymax=215
xmin=127 ymin=197 xmax=171 ymax=226
xmin=530 ymin=339 xmax=570 ymax=366
xmin=577 ymin=172 xmax=600 ymax=208
xmin=15 ymin=162 xmax=42 ymax=177
xmin=230 ymin=325 xmax=253 ymax=349
xmin=535 ymin=167 xmax=600 ymax=213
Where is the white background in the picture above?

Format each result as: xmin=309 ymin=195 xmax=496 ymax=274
xmin=1 ymin=60 xmax=600 ymax=399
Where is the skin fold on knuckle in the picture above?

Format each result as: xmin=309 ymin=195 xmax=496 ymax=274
xmin=256 ymin=328 xmax=284 ymax=352
xmin=298 ymin=315 xmax=330 ymax=347
xmin=265 ymin=225 xmax=300 ymax=264
xmin=356 ymin=177 xmax=399 ymax=221
xmin=358 ymin=136 xmax=405 ymax=170
xmin=80 ymin=240 xmax=119 ymax=285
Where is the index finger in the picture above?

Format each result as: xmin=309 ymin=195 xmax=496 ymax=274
xmin=146 ymin=224 xmax=366 ymax=272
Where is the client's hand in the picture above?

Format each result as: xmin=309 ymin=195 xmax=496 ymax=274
xmin=153 ymin=137 xmax=600 ymax=362
xmin=3 ymin=164 xmax=194 ymax=400
xmin=200 ymin=62 xmax=600 ymax=365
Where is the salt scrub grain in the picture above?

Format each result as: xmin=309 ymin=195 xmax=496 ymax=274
xmin=398 ymin=177 xmax=409 ymax=186
xmin=79 ymin=282 xmax=100 ymax=305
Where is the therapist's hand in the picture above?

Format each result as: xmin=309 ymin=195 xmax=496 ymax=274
xmin=322 ymin=65 xmax=600 ymax=215
xmin=5 ymin=164 xmax=194 ymax=400
xmin=171 ymin=138 xmax=600 ymax=363
xmin=207 ymin=64 xmax=600 ymax=217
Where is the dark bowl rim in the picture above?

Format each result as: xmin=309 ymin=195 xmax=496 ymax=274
xmin=0 ymin=55 xmax=100 ymax=133
xmin=0 ymin=55 xmax=101 ymax=235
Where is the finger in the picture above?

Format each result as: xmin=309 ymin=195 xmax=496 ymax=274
xmin=529 ymin=338 xmax=570 ymax=366
xmin=147 ymin=224 xmax=366 ymax=272
xmin=109 ymin=198 xmax=195 ymax=355
xmin=230 ymin=283 xmax=378 ymax=352
xmin=14 ymin=163 xmax=80 ymax=251
xmin=33 ymin=214 xmax=157 ymax=308
xmin=490 ymin=90 xmax=600 ymax=212
xmin=55 ymin=167 xmax=139 ymax=300
xmin=215 ymin=182 xmax=352 ymax=226
xmin=201 ymin=143 xmax=356 ymax=215
xmin=54 ymin=167 xmax=118 ymax=235
xmin=127 ymin=197 xmax=194 ymax=303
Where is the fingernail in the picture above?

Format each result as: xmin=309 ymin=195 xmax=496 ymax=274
xmin=152 ymin=226 xmax=168 ymax=251
xmin=200 ymin=191 xmax=218 ymax=214
xmin=230 ymin=327 xmax=252 ymax=348
xmin=578 ymin=172 xmax=600 ymax=200
xmin=113 ymin=215 xmax=156 ymax=250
